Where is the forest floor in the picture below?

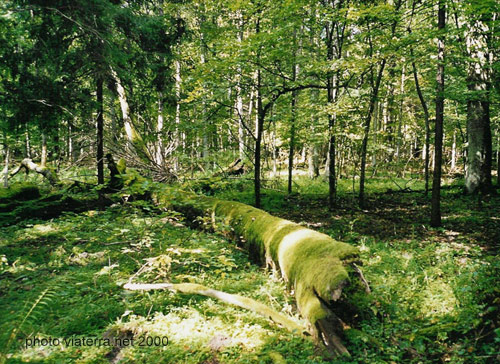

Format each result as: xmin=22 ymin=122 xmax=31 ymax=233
xmin=0 ymin=172 xmax=499 ymax=364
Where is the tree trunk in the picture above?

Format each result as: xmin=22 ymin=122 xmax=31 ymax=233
xmin=2 ymin=135 xmax=8 ymax=188
xmin=67 ymin=122 xmax=73 ymax=162
xmin=287 ymin=43 xmax=298 ymax=195
xmin=431 ymin=0 xmax=445 ymax=227
xmin=155 ymin=92 xmax=165 ymax=167
xmin=111 ymin=68 xmax=149 ymax=161
xmin=25 ymin=125 xmax=31 ymax=159
xmin=236 ymin=14 xmax=245 ymax=161
xmin=359 ymin=60 xmax=386 ymax=208
xmin=451 ymin=131 xmax=457 ymax=171
xmin=396 ymin=66 xmax=405 ymax=164
xmin=254 ymin=16 xmax=263 ymax=209
xmin=411 ymin=57 xmax=431 ymax=195
xmin=465 ymin=18 xmax=492 ymax=194
xmin=308 ymin=145 xmax=319 ymax=179
xmin=97 ymin=77 xmax=104 ymax=185
xmin=174 ymin=60 xmax=182 ymax=172
xmin=497 ymin=129 xmax=500 ymax=187
xmin=255 ymin=86 xmax=263 ymax=208
xmin=41 ymin=132 xmax=47 ymax=168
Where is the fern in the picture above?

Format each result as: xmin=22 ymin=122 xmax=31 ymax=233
xmin=0 ymin=287 xmax=56 ymax=363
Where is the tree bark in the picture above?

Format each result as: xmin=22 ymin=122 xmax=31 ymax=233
xmin=431 ymin=0 xmax=446 ymax=227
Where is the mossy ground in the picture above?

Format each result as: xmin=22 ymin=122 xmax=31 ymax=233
xmin=1 ymin=171 xmax=499 ymax=364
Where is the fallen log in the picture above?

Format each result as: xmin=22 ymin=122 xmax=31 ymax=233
xmin=124 ymin=282 xmax=306 ymax=335
xmin=214 ymin=158 xmax=245 ymax=177
xmin=152 ymin=187 xmax=367 ymax=356
xmin=10 ymin=158 xmax=59 ymax=186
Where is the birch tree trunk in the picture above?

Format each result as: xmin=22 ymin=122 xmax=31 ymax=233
xmin=41 ymin=132 xmax=47 ymax=168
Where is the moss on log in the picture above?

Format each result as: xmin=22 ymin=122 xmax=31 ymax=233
xmin=153 ymin=187 xmax=365 ymax=356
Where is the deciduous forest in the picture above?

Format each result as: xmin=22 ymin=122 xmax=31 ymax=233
xmin=0 ymin=0 xmax=499 ymax=363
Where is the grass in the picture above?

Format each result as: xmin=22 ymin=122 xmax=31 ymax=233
xmin=0 ymin=198 xmax=317 ymax=363
xmin=0 ymin=171 xmax=499 ymax=363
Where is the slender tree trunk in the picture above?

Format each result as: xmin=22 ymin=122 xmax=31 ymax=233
xmin=97 ymin=77 xmax=104 ymax=185
xmin=411 ymin=57 xmax=431 ymax=195
xmin=156 ymin=92 xmax=164 ymax=167
xmin=359 ymin=60 xmax=386 ymax=208
xmin=431 ymin=0 xmax=445 ymax=227
xmin=41 ymin=132 xmax=47 ymax=167
xmin=67 ymin=122 xmax=73 ymax=162
xmin=497 ymin=129 xmax=500 ymax=186
xmin=287 ymin=105 xmax=295 ymax=195
xmin=451 ymin=131 xmax=457 ymax=171
xmin=255 ymin=17 xmax=263 ymax=208
xmin=236 ymin=13 xmax=245 ymax=161
xmin=324 ymin=11 xmax=343 ymax=209
xmin=372 ymin=100 xmax=378 ymax=168
xmin=174 ymin=60 xmax=181 ymax=172
xmin=287 ymin=38 xmax=298 ymax=195
xmin=397 ymin=66 xmax=405 ymax=164
xmin=25 ymin=125 xmax=31 ymax=159
xmin=199 ymin=22 xmax=209 ymax=163
xmin=327 ymin=73 xmax=337 ymax=208
xmin=111 ymin=68 xmax=149 ymax=161
xmin=272 ymin=130 xmax=278 ymax=177
xmin=3 ymin=133 xmax=8 ymax=188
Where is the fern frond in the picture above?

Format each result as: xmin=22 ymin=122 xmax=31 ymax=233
xmin=1 ymin=286 xmax=56 ymax=362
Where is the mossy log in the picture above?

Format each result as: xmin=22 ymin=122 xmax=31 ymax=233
xmin=153 ymin=188 xmax=367 ymax=356
xmin=10 ymin=158 xmax=59 ymax=186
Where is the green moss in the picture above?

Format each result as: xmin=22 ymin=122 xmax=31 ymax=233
xmin=0 ymin=184 xmax=40 ymax=204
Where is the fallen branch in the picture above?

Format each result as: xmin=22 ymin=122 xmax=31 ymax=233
xmin=123 ymin=282 xmax=306 ymax=335
xmin=10 ymin=158 xmax=59 ymax=186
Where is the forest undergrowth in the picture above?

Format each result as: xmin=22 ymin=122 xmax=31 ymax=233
xmin=0 ymin=172 xmax=499 ymax=364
